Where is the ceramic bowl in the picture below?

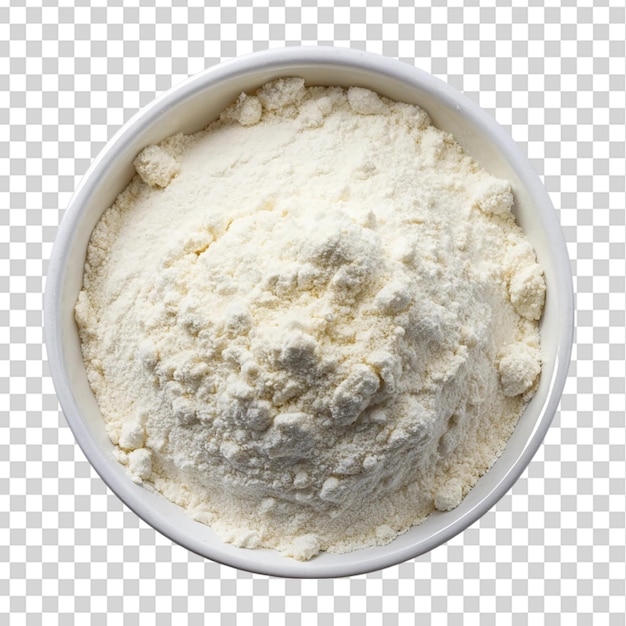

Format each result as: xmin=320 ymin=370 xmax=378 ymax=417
xmin=44 ymin=46 xmax=574 ymax=578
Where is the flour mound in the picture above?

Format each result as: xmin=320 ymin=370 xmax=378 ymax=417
xmin=76 ymin=79 xmax=545 ymax=560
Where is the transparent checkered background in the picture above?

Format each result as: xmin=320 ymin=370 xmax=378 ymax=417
xmin=2 ymin=0 xmax=625 ymax=623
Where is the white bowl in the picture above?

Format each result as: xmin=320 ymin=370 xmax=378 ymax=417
xmin=44 ymin=47 xmax=574 ymax=578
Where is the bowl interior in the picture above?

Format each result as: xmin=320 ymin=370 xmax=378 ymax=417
xmin=46 ymin=48 xmax=573 ymax=578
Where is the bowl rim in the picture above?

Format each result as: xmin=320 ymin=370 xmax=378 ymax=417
xmin=44 ymin=45 xmax=574 ymax=578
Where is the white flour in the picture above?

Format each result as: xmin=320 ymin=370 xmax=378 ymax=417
xmin=76 ymin=78 xmax=545 ymax=560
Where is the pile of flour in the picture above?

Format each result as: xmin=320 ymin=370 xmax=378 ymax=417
xmin=76 ymin=78 xmax=545 ymax=560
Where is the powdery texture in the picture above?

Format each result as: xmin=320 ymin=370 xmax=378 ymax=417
xmin=76 ymin=80 xmax=546 ymax=560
